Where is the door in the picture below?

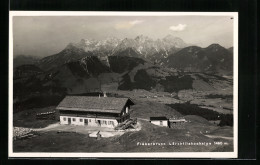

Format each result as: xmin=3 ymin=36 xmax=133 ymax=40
xmin=84 ymin=119 xmax=88 ymax=126
xmin=97 ymin=120 xmax=101 ymax=126
xmin=68 ymin=118 xmax=71 ymax=125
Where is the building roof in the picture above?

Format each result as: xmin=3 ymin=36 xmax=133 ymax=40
xmin=150 ymin=116 xmax=168 ymax=121
xmin=169 ymin=119 xmax=187 ymax=122
xmin=56 ymin=96 xmax=134 ymax=114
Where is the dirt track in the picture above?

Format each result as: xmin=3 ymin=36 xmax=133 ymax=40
xmin=33 ymin=121 xmax=142 ymax=138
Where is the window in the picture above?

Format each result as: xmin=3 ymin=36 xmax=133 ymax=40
xmin=63 ymin=117 xmax=66 ymax=121
xmin=160 ymin=121 xmax=163 ymax=125
xmin=126 ymin=107 xmax=129 ymax=113
xmin=73 ymin=118 xmax=76 ymax=122
xmin=108 ymin=121 xmax=114 ymax=125
xmin=89 ymin=119 xmax=91 ymax=122
xmin=101 ymin=120 xmax=107 ymax=125
xmin=80 ymin=119 xmax=83 ymax=122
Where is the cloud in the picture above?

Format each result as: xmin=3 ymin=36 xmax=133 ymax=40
xmin=169 ymin=24 xmax=187 ymax=31
xmin=115 ymin=20 xmax=144 ymax=29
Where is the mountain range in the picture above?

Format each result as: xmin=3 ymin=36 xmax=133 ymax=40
xmin=166 ymin=44 xmax=233 ymax=74
xmin=14 ymin=35 xmax=233 ymax=75
xmin=34 ymin=34 xmax=188 ymax=70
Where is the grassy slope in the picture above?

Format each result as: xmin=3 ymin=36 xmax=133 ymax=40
xmin=13 ymin=100 xmax=233 ymax=152
xmin=13 ymin=119 xmax=233 ymax=152
xmin=13 ymin=106 xmax=59 ymax=128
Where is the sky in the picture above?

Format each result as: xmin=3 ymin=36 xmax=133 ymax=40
xmin=13 ymin=16 xmax=234 ymax=57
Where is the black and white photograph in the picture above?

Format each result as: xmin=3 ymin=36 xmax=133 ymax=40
xmin=9 ymin=12 xmax=238 ymax=158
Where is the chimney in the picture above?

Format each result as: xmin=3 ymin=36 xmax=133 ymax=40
xmin=103 ymin=92 xmax=107 ymax=97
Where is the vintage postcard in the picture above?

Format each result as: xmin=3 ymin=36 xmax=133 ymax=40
xmin=9 ymin=11 xmax=238 ymax=158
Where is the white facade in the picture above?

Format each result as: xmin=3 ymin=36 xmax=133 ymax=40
xmin=59 ymin=104 xmax=131 ymax=128
xmin=150 ymin=120 xmax=168 ymax=127
xmin=60 ymin=116 xmax=119 ymax=128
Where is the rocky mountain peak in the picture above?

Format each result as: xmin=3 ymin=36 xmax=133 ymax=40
xmin=206 ymin=44 xmax=226 ymax=52
xmin=135 ymin=35 xmax=152 ymax=43
xmin=65 ymin=43 xmax=75 ymax=49
xmin=162 ymin=35 xmax=187 ymax=48
xmin=163 ymin=34 xmax=176 ymax=40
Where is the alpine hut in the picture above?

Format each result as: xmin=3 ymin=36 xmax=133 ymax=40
xmin=150 ymin=116 xmax=169 ymax=127
xmin=56 ymin=96 xmax=134 ymax=128
xmin=169 ymin=117 xmax=187 ymax=128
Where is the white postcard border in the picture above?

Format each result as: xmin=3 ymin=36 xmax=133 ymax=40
xmin=9 ymin=11 xmax=238 ymax=158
